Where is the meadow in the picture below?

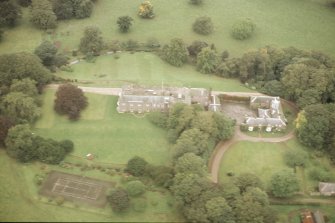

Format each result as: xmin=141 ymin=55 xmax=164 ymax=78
xmin=1 ymin=0 xmax=335 ymax=58
xmin=34 ymin=89 xmax=171 ymax=165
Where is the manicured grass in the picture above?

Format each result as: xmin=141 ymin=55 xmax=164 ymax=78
xmin=1 ymin=0 xmax=335 ymax=58
xmin=219 ymin=141 xmax=291 ymax=187
xmin=34 ymin=89 xmax=171 ymax=165
xmin=218 ymin=139 xmax=335 ymax=192
xmin=57 ymin=52 xmax=251 ymax=91
xmin=0 ymin=150 xmax=182 ymax=222
xmin=273 ymin=205 xmax=335 ymax=223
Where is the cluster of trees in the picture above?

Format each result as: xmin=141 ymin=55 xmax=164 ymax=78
xmin=148 ymin=103 xmax=235 ymax=161
xmin=54 ymin=83 xmax=88 ymax=120
xmin=5 ymin=124 xmax=73 ymax=164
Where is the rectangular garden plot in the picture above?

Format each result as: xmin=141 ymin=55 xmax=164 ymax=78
xmin=39 ymin=171 xmax=114 ymax=208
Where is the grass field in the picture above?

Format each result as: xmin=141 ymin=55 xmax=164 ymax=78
xmin=0 ymin=150 xmax=182 ymax=222
xmin=218 ymin=139 xmax=335 ymax=191
xmin=57 ymin=52 xmax=251 ymax=91
xmin=1 ymin=0 xmax=335 ymax=58
xmin=34 ymin=89 xmax=171 ymax=165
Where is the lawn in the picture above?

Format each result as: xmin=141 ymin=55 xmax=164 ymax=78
xmin=34 ymin=89 xmax=171 ymax=165
xmin=0 ymin=150 xmax=182 ymax=222
xmin=218 ymin=139 xmax=335 ymax=191
xmin=1 ymin=0 xmax=335 ymax=58
xmin=57 ymin=52 xmax=250 ymax=91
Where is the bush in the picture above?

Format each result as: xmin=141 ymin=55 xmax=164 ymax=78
xmin=108 ymin=188 xmax=130 ymax=212
xmin=187 ymin=40 xmax=208 ymax=57
xmin=283 ymin=150 xmax=308 ymax=168
xmin=117 ymin=16 xmax=133 ymax=33
xmin=192 ymin=16 xmax=213 ymax=35
xmin=138 ymin=1 xmax=154 ymax=18
xmin=309 ymin=168 xmax=334 ymax=182
xmin=59 ymin=139 xmax=74 ymax=153
xmin=133 ymin=198 xmax=147 ymax=212
xmin=126 ymin=156 xmax=148 ymax=176
xmin=162 ymin=38 xmax=188 ymax=67
xmin=126 ymin=180 xmax=146 ymax=197
xmin=231 ymin=19 xmax=256 ymax=40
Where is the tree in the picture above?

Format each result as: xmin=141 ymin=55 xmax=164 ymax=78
xmin=34 ymin=137 xmax=67 ymax=164
xmin=175 ymin=153 xmax=206 ymax=176
xmin=79 ymin=26 xmax=104 ymax=55
xmin=162 ymin=38 xmax=188 ymax=67
xmin=190 ymin=0 xmax=203 ymax=5
xmin=52 ymin=0 xmax=93 ymax=20
xmin=59 ymin=139 xmax=74 ymax=153
xmin=231 ymin=19 xmax=255 ymax=40
xmin=2 ymin=92 xmax=41 ymax=123
xmin=0 ymin=0 xmax=21 ymax=27
xmin=71 ymin=0 xmax=93 ymax=19
xmin=196 ymin=47 xmax=219 ymax=74
xmin=283 ymin=149 xmax=308 ymax=168
xmin=126 ymin=180 xmax=146 ymax=197
xmin=191 ymin=111 xmax=218 ymax=139
xmin=117 ymin=16 xmax=133 ymax=33
xmin=5 ymin=124 xmax=36 ymax=162
xmin=0 ymin=29 xmax=4 ymax=42
xmin=34 ymin=41 xmax=58 ymax=67
xmin=10 ymin=78 xmax=38 ymax=98
xmin=30 ymin=0 xmax=57 ymax=29
xmin=212 ymin=112 xmax=235 ymax=142
xmin=192 ymin=16 xmax=213 ymax=35
xmin=108 ymin=188 xmax=130 ymax=212
xmin=270 ymin=170 xmax=299 ymax=197
xmin=234 ymin=173 xmax=264 ymax=193
xmin=0 ymin=116 xmax=13 ymax=146
xmin=205 ymin=197 xmax=235 ymax=223
xmin=138 ymin=1 xmax=154 ymax=19
xmin=52 ymin=0 xmax=73 ymax=20
xmin=126 ymin=156 xmax=148 ymax=176
xmin=187 ymin=40 xmax=208 ymax=57
xmin=232 ymin=193 xmax=264 ymax=223
xmin=17 ymin=0 xmax=32 ymax=7
xmin=0 ymin=52 xmax=52 ymax=87
xmin=54 ymin=84 xmax=88 ymax=120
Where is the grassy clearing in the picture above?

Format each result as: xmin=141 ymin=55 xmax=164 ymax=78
xmin=273 ymin=204 xmax=335 ymax=223
xmin=0 ymin=150 xmax=182 ymax=222
xmin=218 ymin=139 xmax=335 ymax=191
xmin=34 ymin=89 xmax=171 ymax=165
xmin=57 ymin=52 xmax=250 ymax=91
xmin=1 ymin=0 xmax=335 ymax=58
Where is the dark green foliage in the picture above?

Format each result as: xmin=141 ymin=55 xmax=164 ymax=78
xmin=270 ymin=170 xmax=299 ymax=197
xmin=308 ymin=168 xmax=335 ymax=182
xmin=53 ymin=53 xmax=69 ymax=67
xmin=261 ymin=80 xmax=285 ymax=97
xmin=231 ymin=19 xmax=255 ymax=40
xmin=0 ymin=0 xmax=21 ymax=27
xmin=59 ymin=139 xmax=74 ymax=153
xmin=117 ymin=16 xmax=133 ymax=33
xmin=72 ymin=0 xmax=93 ymax=19
xmin=221 ymin=50 xmax=229 ymax=61
xmin=0 ymin=116 xmax=13 ymax=146
xmin=162 ymin=38 xmax=188 ymax=67
xmin=147 ymin=111 xmax=168 ymax=128
xmin=2 ymin=92 xmax=41 ymax=123
xmin=79 ymin=26 xmax=104 ymax=55
xmin=0 ymin=52 xmax=52 ymax=87
xmin=193 ymin=16 xmax=213 ymax=35
xmin=52 ymin=0 xmax=93 ymax=20
xmin=205 ymin=197 xmax=234 ymax=223
xmin=175 ymin=153 xmax=206 ymax=176
xmin=5 ymin=124 xmax=36 ymax=162
xmin=126 ymin=180 xmax=146 ymax=197
xmin=126 ymin=156 xmax=148 ymax=176
xmin=30 ymin=0 xmax=57 ymax=29
xmin=34 ymin=41 xmax=57 ymax=67
xmin=212 ymin=112 xmax=235 ymax=142
xmin=187 ymin=40 xmax=208 ymax=57
xmin=17 ymin=0 xmax=32 ymax=7
xmin=52 ymin=0 xmax=73 ymax=20
xmin=196 ymin=46 xmax=219 ymax=74
xmin=108 ymin=188 xmax=130 ymax=212
xmin=10 ymin=78 xmax=38 ymax=98
xmin=33 ymin=136 xmax=67 ymax=164
xmin=283 ymin=149 xmax=308 ymax=168
xmin=0 ymin=29 xmax=3 ymax=42
xmin=145 ymin=164 xmax=174 ymax=188
xmin=234 ymin=173 xmax=264 ymax=193
xmin=54 ymin=83 xmax=88 ymax=120
xmin=190 ymin=0 xmax=202 ymax=5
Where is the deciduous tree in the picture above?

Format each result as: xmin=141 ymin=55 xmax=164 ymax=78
xmin=270 ymin=170 xmax=299 ymax=197
xmin=196 ymin=47 xmax=219 ymax=74
xmin=108 ymin=188 xmax=130 ymax=212
xmin=192 ymin=16 xmax=213 ymax=35
xmin=126 ymin=156 xmax=148 ymax=176
xmin=162 ymin=38 xmax=188 ymax=67
xmin=34 ymin=41 xmax=58 ymax=67
xmin=231 ymin=19 xmax=255 ymax=40
xmin=79 ymin=26 xmax=104 ymax=55
xmin=117 ymin=16 xmax=133 ymax=33
xmin=0 ymin=0 xmax=21 ymax=27
xmin=30 ymin=0 xmax=57 ymax=29
xmin=175 ymin=153 xmax=206 ymax=176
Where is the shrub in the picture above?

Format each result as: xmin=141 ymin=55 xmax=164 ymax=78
xmin=162 ymin=38 xmax=188 ymax=67
xmin=284 ymin=150 xmax=308 ymax=168
xmin=187 ymin=40 xmax=208 ymax=57
xmin=126 ymin=180 xmax=146 ymax=197
xmin=192 ymin=16 xmax=213 ymax=35
xmin=138 ymin=1 xmax=154 ymax=18
xmin=117 ymin=16 xmax=133 ymax=33
xmin=59 ymin=139 xmax=74 ymax=153
xmin=196 ymin=47 xmax=219 ymax=74
xmin=126 ymin=156 xmax=148 ymax=176
xmin=309 ymin=168 xmax=334 ymax=182
xmin=231 ymin=19 xmax=256 ymax=40
xmin=108 ymin=188 xmax=130 ymax=212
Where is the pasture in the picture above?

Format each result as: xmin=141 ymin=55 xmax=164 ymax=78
xmin=0 ymin=0 xmax=335 ymax=58
xmin=34 ymin=89 xmax=171 ymax=165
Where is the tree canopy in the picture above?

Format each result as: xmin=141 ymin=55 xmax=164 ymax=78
xmin=270 ymin=170 xmax=300 ymax=197
xmin=30 ymin=0 xmax=57 ymax=29
xmin=0 ymin=0 xmax=21 ymax=27
xmin=79 ymin=26 xmax=104 ymax=55
xmin=162 ymin=38 xmax=188 ymax=67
